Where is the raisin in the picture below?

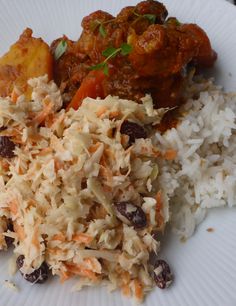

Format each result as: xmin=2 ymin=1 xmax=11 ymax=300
xmin=153 ymin=259 xmax=173 ymax=289
xmin=16 ymin=255 xmax=24 ymax=269
xmin=114 ymin=201 xmax=147 ymax=229
xmin=0 ymin=136 xmax=15 ymax=158
xmin=16 ymin=255 xmax=49 ymax=284
xmin=5 ymin=221 xmax=14 ymax=248
xmin=120 ymin=121 xmax=147 ymax=144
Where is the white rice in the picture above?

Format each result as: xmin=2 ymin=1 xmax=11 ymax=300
xmin=156 ymin=77 xmax=236 ymax=238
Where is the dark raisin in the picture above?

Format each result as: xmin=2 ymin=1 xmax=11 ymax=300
xmin=153 ymin=259 xmax=173 ymax=289
xmin=120 ymin=121 xmax=147 ymax=144
xmin=114 ymin=201 xmax=147 ymax=229
xmin=0 ymin=136 xmax=15 ymax=158
xmin=5 ymin=236 xmax=14 ymax=248
xmin=5 ymin=221 xmax=14 ymax=248
xmin=16 ymin=255 xmax=49 ymax=284
xmin=16 ymin=255 xmax=24 ymax=269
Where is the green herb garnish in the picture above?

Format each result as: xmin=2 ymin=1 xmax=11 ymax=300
xmin=102 ymin=47 xmax=118 ymax=58
xmin=133 ymin=11 xmax=156 ymax=24
xmin=90 ymin=43 xmax=133 ymax=76
xmin=54 ymin=40 xmax=68 ymax=61
xmin=90 ymin=62 xmax=109 ymax=76
xmin=143 ymin=14 xmax=156 ymax=24
xmin=90 ymin=20 xmax=107 ymax=38
xmin=120 ymin=43 xmax=133 ymax=56
xmin=99 ymin=24 xmax=107 ymax=38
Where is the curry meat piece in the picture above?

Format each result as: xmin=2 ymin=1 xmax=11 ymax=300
xmin=51 ymin=0 xmax=217 ymax=108
xmin=0 ymin=28 xmax=53 ymax=99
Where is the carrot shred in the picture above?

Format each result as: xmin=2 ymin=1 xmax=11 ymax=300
xmin=72 ymin=233 xmax=93 ymax=244
xmin=13 ymin=222 xmax=25 ymax=241
xmin=50 ymin=113 xmax=65 ymax=131
xmin=47 ymin=247 xmax=61 ymax=255
xmin=104 ymin=148 xmax=115 ymax=160
xmin=38 ymin=147 xmax=53 ymax=156
xmin=134 ymin=279 xmax=143 ymax=301
xmin=84 ymin=258 xmax=101 ymax=273
xmin=163 ymin=149 xmax=177 ymax=160
xmin=99 ymin=165 xmax=113 ymax=185
xmin=88 ymin=142 xmax=102 ymax=154
xmin=122 ymin=284 xmax=131 ymax=297
xmin=9 ymin=199 xmax=18 ymax=215
xmin=29 ymin=134 xmax=43 ymax=142
xmin=1 ymin=160 xmax=9 ymax=171
xmin=155 ymin=190 xmax=164 ymax=229
xmin=33 ymin=98 xmax=53 ymax=125
xmin=51 ymin=232 xmax=92 ymax=244
xmin=32 ymin=223 xmax=40 ymax=250
xmin=96 ymin=106 xmax=107 ymax=117
xmin=59 ymin=270 xmax=72 ymax=283
xmin=54 ymin=158 xmax=64 ymax=172
xmin=65 ymin=263 xmax=97 ymax=281
xmin=11 ymin=89 xmax=19 ymax=103
xmin=51 ymin=233 xmax=66 ymax=242
xmin=109 ymin=110 xmax=120 ymax=119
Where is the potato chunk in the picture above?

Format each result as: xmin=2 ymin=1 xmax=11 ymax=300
xmin=0 ymin=28 xmax=53 ymax=99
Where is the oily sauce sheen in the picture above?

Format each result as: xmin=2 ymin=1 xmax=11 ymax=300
xmin=51 ymin=0 xmax=216 ymax=112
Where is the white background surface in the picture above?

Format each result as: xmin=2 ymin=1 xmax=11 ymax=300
xmin=0 ymin=1 xmax=236 ymax=306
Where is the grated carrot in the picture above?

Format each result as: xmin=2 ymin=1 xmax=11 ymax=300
xmin=11 ymin=137 xmax=24 ymax=145
xmin=11 ymin=89 xmax=19 ymax=103
xmin=45 ymin=114 xmax=55 ymax=128
xmin=32 ymin=224 xmax=40 ymax=250
xmin=51 ymin=233 xmax=92 ymax=244
xmin=54 ymin=158 xmax=64 ymax=172
xmin=84 ymin=258 xmax=101 ymax=273
xmin=72 ymin=233 xmax=93 ymax=244
xmin=109 ymin=110 xmax=120 ymax=119
xmin=59 ymin=270 xmax=72 ymax=283
xmin=33 ymin=98 xmax=53 ymax=125
xmin=99 ymin=165 xmax=113 ymax=185
xmin=0 ymin=129 xmax=21 ymax=137
xmin=65 ymin=263 xmax=97 ymax=281
xmin=121 ymin=271 xmax=131 ymax=296
xmin=88 ymin=142 xmax=102 ymax=154
xmin=134 ymin=279 xmax=143 ymax=301
xmin=29 ymin=134 xmax=43 ymax=142
xmin=47 ymin=247 xmax=61 ymax=255
xmin=104 ymin=148 xmax=115 ymax=161
xmin=96 ymin=106 xmax=107 ymax=117
xmin=38 ymin=147 xmax=53 ymax=156
xmin=155 ymin=190 xmax=164 ymax=229
xmin=1 ymin=160 xmax=9 ymax=171
xmin=122 ymin=271 xmax=130 ymax=283
xmin=122 ymin=284 xmax=131 ymax=297
xmin=50 ymin=113 xmax=65 ymax=131
xmin=152 ymin=149 xmax=161 ymax=157
xmin=163 ymin=149 xmax=177 ymax=160
xmin=51 ymin=233 xmax=66 ymax=242
xmin=13 ymin=222 xmax=25 ymax=241
xmin=9 ymin=199 xmax=18 ymax=215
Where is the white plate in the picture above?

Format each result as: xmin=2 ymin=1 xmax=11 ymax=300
xmin=0 ymin=1 xmax=236 ymax=306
